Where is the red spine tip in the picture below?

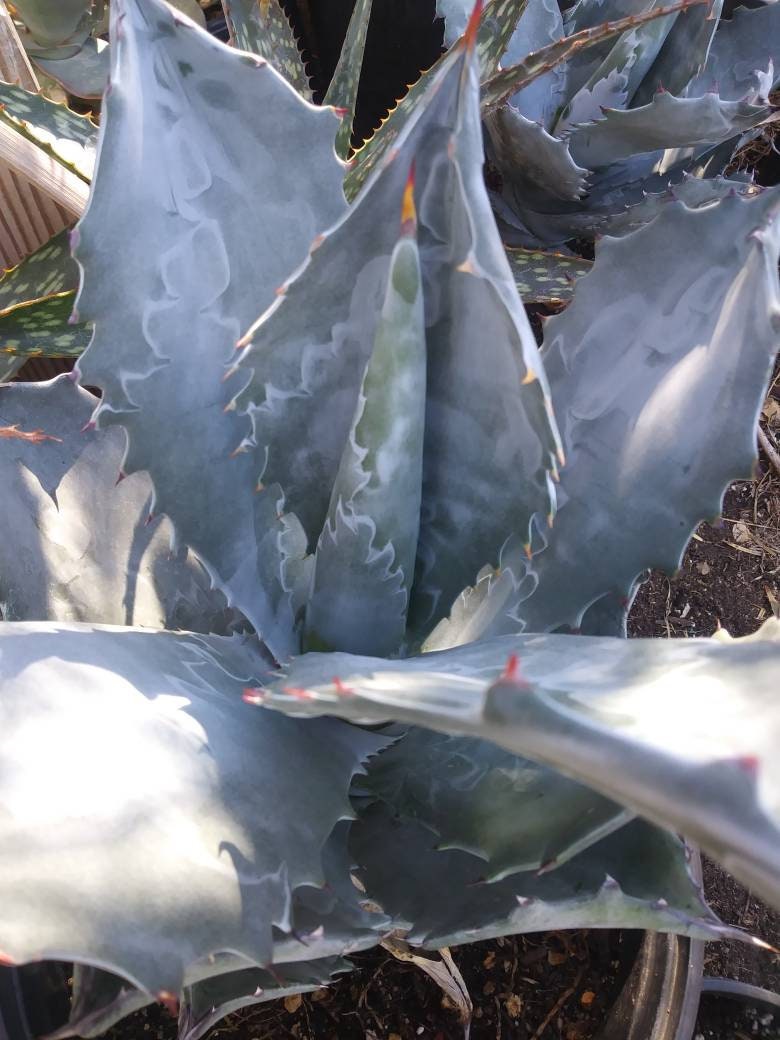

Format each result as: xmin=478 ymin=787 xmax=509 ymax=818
xmin=243 ymin=687 xmax=266 ymax=705
xmin=81 ymin=420 xmax=96 ymax=433
xmin=737 ymin=755 xmax=760 ymax=777
xmin=502 ymin=654 xmax=520 ymax=681
xmin=333 ymin=677 xmax=355 ymax=697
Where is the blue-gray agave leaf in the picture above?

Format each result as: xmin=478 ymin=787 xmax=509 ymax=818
xmin=503 ymin=0 xmax=567 ymax=126
xmin=566 ymin=91 xmax=774 ymax=170
xmin=555 ymin=8 xmax=678 ymax=131
xmin=689 ymin=2 xmax=780 ymax=101
xmin=235 ymin=30 xmax=560 ymax=647
xmin=364 ymin=729 xmax=632 ymax=879
xmin=428 ymin=188 xmax=780 ymax=644
xmin=74 ymin=0 xmax=347 ymax=661
xmin=54 ymin=821 xmax=383 ymax=1037
xmin=33 ymin=36 xmax=110 ymax=100
xmin=260 ymin=619 xmax=780 ymax=909
xmin=632 ymin=0 xmax=723 ymax=103
xmin=0 ymin=376 xmax=232 ymax=633
xmin=0 ymin=622 xmax=387 ymax=994
xmin=351 ymin=803 xmax=745 ymax=947
xmin=304 ymin=208 xmax=426 ymax=656
xmin=486 ymin=106 xmax=588 ymax=201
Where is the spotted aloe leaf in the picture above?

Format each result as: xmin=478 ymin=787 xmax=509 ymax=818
xmin=0 ymin=376 xmax=236 ymax=633
xmin=0 ymin=291 xmax=89 ymax=359
xmin=346 ymin=0 xmax=530 ymax=199
xmin=566 ymin=91 xmax=773 ymax=170
xmin=75 ymin=0 xmax=347 ymax=661
xmin=0 ymin=228 xmax=88 ymax=359
xmin=304 ymin=192 xmax=426 ymax=657
xmin=351 ymin=803 xmax=746 ymax=947
xmin=0 ymin=620 xmax=388 ymax=993
xmin=427 ymin=188 xmax=780 ymax=646
xmin=235 ymin=24 xmax=559 ymax=649
xmin=323 ymin=0 xmax=373 ymax=158
xmin=221 ymin=0 xmax=311 ymax=99
xmin=480 ymin=0 xmax=705 ymax=114
xmin=364 ymin=729 xmax=632 ymax=880
xmin=0 ymin=82 xmax=97 ymax=181
xmin=260 ymin=618 xmax=780 ymax=909
xmin=0 ymin=228 xmax=78 ymax=309
xmin=688 ymin=2 xmax=780 ymax=101
xmin=507 ymin=246 xmax=590 ymax=303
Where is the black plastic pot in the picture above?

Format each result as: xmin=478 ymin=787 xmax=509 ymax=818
xmin=597 ymin=932 xmax=704 ymax=1040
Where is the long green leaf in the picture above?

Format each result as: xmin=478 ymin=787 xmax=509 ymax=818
xmin=0 ymin=621 xmax=387 ymax=993
xmin=323 ymin=0 xmax=373 ymax=158
xmin=261 ymin=618 xmax=780 ymax=910
xmin=75 ymin=0 xmax=347 ymax=661
xmin=0 ymin=376 xmax=234 ymax=632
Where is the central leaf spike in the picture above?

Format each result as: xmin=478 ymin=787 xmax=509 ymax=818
xmin=304 ymin=171 xmax=427 ymax=657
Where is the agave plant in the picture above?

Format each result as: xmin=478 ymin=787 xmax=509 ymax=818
xmin=1 ymin=0 xmax=780 ymax=1037
xmin=436 ymin=0 xmax=780 ymax=245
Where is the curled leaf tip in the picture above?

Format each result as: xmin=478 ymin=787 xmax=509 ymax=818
xmin=523 ymin=542 xmax=533 ymax=560
xmin=464 ymin=0 xmax=483 ymax=51
xmin=521 ymin=368 xmax=537 ymax=386
xmin=401 ymin=162 xmax=417 ymax=233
